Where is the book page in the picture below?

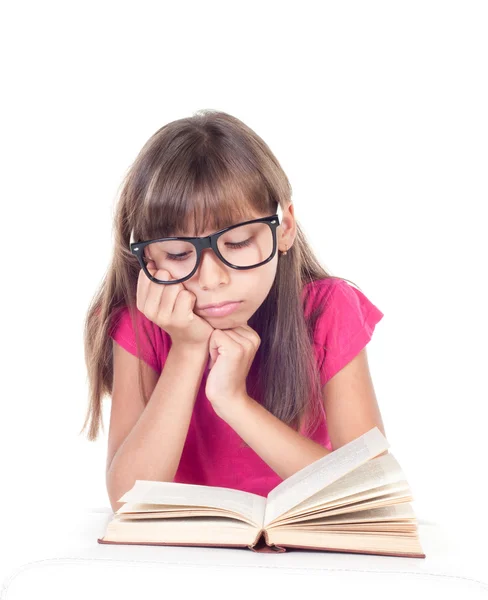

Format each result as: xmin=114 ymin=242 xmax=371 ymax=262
xmin=284 ymin=503 xmax=416 ymax=526
xmin=118 ymin=480 xmax=266 ymax=528
xmin=115 ymin=504 xmax=259 ymax=527
xmin=103 ymin=516 xmax=257 ymax=546
xmin=264 ymin=427 xmax=389 ymax=527
xmin=280 ymin=453 xmax=405 ymax=517
xmin=272 ymin=486 xmax=412 ymax=526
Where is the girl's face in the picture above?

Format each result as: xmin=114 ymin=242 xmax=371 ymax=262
xmin=178 ymin=204 xmax=296 ymax=329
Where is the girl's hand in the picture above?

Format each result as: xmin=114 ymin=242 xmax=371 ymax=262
xmin=137 ymin=260 xmax=215 ymax=349
xmin=205 ymin=325 xmax=261 ymax=414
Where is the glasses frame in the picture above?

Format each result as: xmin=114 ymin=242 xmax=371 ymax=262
xmin=129 ymin=205 xmax=283 ymax=285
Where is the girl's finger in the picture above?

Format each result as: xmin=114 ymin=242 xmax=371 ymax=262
xmin=144 ymin=261 xmax=169 ymax=314
xmin=145 ymin=263 xmax=184 ymax=318
xmin=172 ymin=287 xmax=196 ymax=321
xmin=219 ymin=328 xmax=254 ymax=351
xmin=227 ymin=326 xmax=260 ymax=347
xmin=136 ymin=266 xmax=151 ymax=312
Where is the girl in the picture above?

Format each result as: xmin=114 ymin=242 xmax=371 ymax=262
xmin=82 ymin=110 xmax=387 ymax=514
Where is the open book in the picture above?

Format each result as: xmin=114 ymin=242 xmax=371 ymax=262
xmin=98 ymin=427 xmax=426 ymax=558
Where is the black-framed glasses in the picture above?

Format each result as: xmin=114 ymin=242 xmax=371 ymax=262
xmin=129 ymin=204 xmax=283 ymax=285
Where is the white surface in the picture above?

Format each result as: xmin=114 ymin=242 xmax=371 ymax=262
xmin=1 ymin=509 xmax=487 ymax=599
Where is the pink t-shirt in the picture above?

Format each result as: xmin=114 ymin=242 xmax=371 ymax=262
xmin=109 ymin=277 xmax=384 ymax=497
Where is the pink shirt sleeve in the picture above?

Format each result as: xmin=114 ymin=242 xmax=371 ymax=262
xmin=314 ymin=279 xmax=384 ymax=385
xmin=109 ymin=306 xmax=164 ymax=373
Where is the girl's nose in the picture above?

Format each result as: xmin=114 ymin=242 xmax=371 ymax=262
xmin=196 ymin=248 xmax=229 ymax=286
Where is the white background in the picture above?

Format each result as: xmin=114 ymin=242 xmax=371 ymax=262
xmin=1 ymin=0 xmax=487 ymax=581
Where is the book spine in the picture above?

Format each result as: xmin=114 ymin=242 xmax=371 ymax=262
xmin=247 ymin=530 xmax=287 ymax=553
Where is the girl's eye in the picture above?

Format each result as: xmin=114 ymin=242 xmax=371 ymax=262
xmin=167 ymin=253 xmax=190 ymax=261
xmin=165 ymin=238 xmax=253 ymax=260
xmin=226 ymin=238 xmax=252 ymax=249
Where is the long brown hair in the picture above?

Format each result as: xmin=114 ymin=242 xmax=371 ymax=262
xmin=80 ymin=109 xmax=359 ymax=445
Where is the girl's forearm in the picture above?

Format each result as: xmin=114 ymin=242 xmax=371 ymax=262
xmin=219 ymin=397 xmax=389 ymax=480
xmin=106 ymin=343 xmax=208 ymax=513
xmin=217 ymin=396 xmax=332 ymax=480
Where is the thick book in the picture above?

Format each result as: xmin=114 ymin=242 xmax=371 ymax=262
xmin=98 ymin=427 xmax=426 ymax=558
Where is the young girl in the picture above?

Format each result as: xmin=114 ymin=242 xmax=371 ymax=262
xmin=82 ymin=109 xmax=387 ymax=514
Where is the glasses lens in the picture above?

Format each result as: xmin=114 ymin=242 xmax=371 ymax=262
xmin=218 ymin=222 xmax=273 ymax=267
xmin=143 ymin=239 xmax=197 ymax=282
xmin=143 ymin=222 xmax=273 ymax=282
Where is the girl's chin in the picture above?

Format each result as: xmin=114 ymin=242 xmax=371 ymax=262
xmin=204 ymin=313 xmax=245 ymax=328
